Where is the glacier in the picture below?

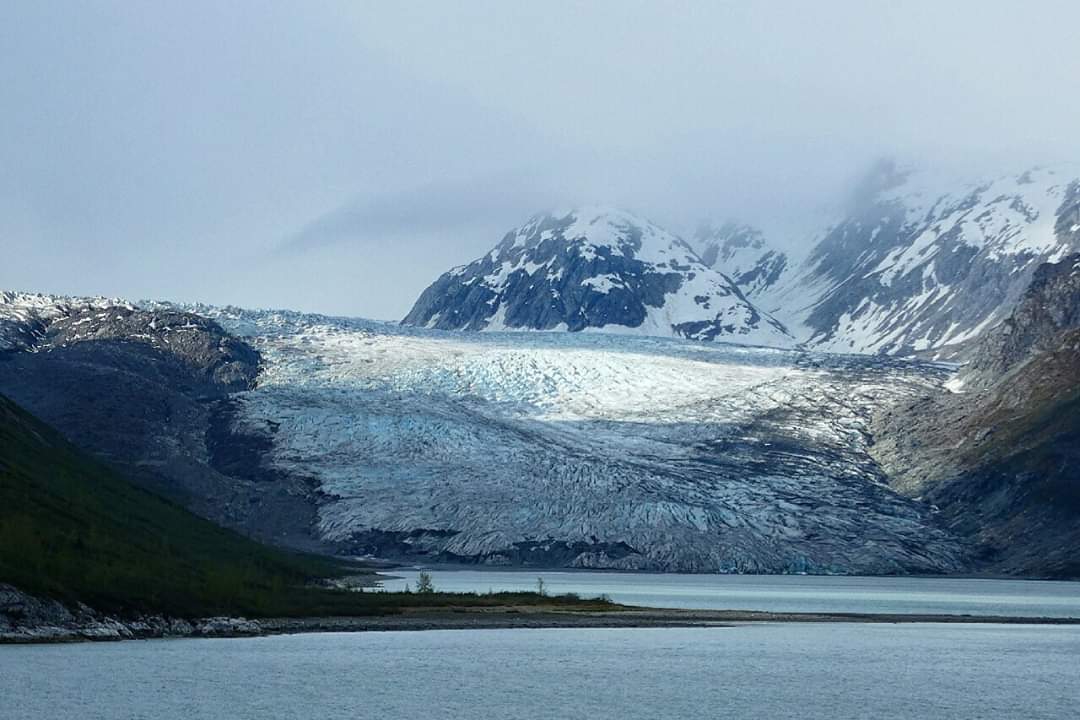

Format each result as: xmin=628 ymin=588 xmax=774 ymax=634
xmin=190 ymin=304 xmax=964 ymax=574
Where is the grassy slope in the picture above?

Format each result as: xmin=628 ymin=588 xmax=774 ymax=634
xmin=0 ymin=392 xmax=360 ymax=617
xmin=0 ymin=394 xmax=608 ymax=618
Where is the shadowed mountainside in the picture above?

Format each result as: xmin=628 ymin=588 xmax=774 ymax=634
xmin=0 ymin=301 xmax=326 ymax=552
xmin=0 ymin=392 xmax=360 ymax=617
xmin=872 ymin=255 xmax=1080 ymax=577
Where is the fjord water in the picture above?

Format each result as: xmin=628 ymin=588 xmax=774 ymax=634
xmin=381 ymin=570 xmax=1080 ymax=618
xmin=4 ymin=625 xmax=1079 ymax=719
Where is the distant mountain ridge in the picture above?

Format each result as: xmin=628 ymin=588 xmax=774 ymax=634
xmin=692 ymin=221 xmax=789 ymax=297
xmin=406 ymin=165 xmax=1080 ymax=357
xmin=402 ymin=207 xmax=793 ymax=346
xmin=759 ymin=164 xmax=1080 ymax=355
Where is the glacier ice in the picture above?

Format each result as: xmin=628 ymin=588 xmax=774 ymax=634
xmin=200 ymin=305 xmax=965 ymax=574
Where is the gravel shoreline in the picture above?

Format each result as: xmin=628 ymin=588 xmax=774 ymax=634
xmin=259 ymin=608 xmax=1080 ymax=635
xmin=5 ymin=607 xmax=1080 ymax=645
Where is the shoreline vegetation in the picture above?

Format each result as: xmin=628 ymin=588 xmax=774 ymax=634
xmin=5 ymin=600 xmax=1080 ymax=645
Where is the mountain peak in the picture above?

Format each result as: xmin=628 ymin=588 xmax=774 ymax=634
xmin=404 ymin=209 xmax=792 ymax=345
xmin=495 ymin=206 xmax=699 ymax=267
xmin=693 ymin=221 xmax=765 ymax=266
xmin=692 ymin=221 xmax=788 ymax=297
xmin=772 ymin=163 xmax=1080 ymax=355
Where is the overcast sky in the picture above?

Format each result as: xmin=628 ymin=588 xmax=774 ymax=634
xmin=4 ymin=1 xmax=1080 ymax=319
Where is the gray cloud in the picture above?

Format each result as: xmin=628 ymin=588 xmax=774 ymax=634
xmin=3 ymin=1 xmax=1080 ymax=319
xmin=282 ymin=171 xmax=567 ymax=253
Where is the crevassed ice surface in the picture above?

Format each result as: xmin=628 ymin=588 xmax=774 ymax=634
xmin=201 ymin=306 xmax=963 ymax=574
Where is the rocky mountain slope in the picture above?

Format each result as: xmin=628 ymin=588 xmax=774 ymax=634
xmin=760 ymin=164 xmax=1080 ymax=356
xmin=692 ymin=221 xmax=789 ymax=297
xmin=403 ymin=207 xmax=793 ymax=346
xmin=962 ymin=254 xmax=1080 ymax=386
xmin=0 ymin=293 xmax=322 ymax=550
xmin=871 ymin=254 xmax=1080 ymax=576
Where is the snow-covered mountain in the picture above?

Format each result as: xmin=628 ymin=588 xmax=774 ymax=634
xmin=403 ymin=207 xmax=793 ymax=346
xmin=692 ymin=221 xmax=789 ymax=297
xmin=762 ymin=164 xmax=1080 ymax=355
xmin=406 ymin=167 xmax=1080 ymax=357
xmin=5 ymin=164 xmax=1080 ymax=578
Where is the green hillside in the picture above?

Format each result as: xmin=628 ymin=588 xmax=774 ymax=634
xmin=0 ymin=393 xmax=373 ymax=617
xmin=0 ymin=393 xmax=610 ymax=619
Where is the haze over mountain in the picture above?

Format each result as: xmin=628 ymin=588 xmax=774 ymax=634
xmin=4 ymin=2 xmax=1080 ymax=319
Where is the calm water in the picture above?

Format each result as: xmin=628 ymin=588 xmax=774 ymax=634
xmin=381 ymin=569 xmax=1080 ymax=617
xmin=3 ymin=624 xmax=1079 ymax=719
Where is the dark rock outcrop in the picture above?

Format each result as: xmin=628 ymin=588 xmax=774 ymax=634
xmin=0 ymin=584 xmax=259 ymax=643
xmin=0 ymin=301 xmax=324 ymax=551
xmin=964 ymin=255 xmax=1080 ymax=385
